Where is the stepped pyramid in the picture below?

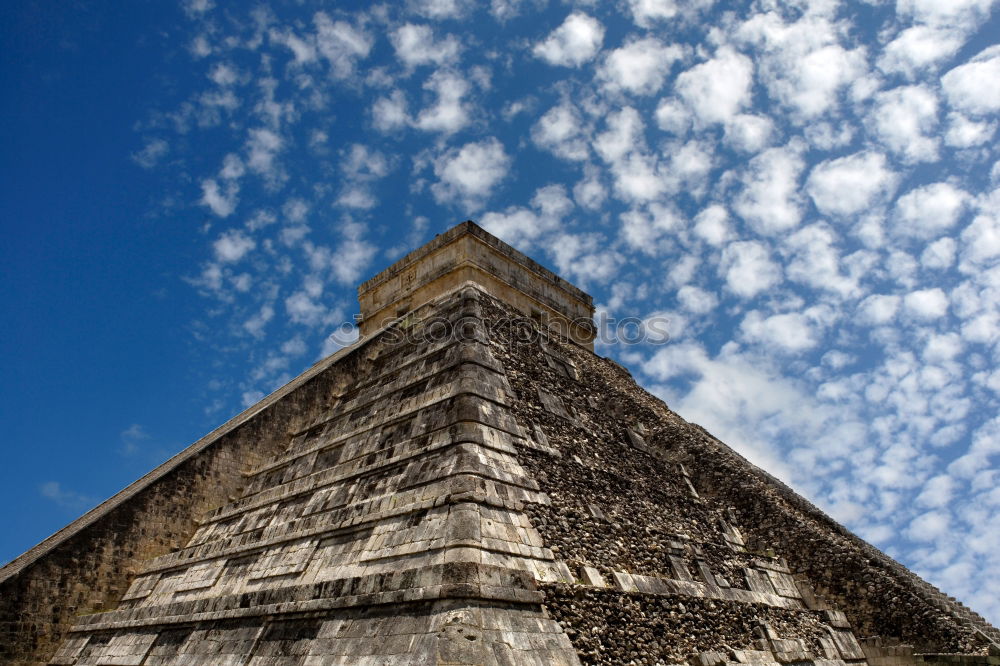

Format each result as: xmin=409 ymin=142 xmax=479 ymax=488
xmin=2 ymin=221 xmax=998 ymax=666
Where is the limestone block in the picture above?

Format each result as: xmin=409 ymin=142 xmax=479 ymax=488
xmin=580 ymin=566 xmax=607 ymax=588
xmin=611 ymin=571 xmax=639 ymax=593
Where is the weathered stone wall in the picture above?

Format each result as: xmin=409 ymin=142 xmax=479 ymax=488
xmin=0 ymin=349 xmax=358 ymax=665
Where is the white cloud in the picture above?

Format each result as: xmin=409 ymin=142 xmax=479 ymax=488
xmin=734 ymin=143 xmax=806 ymax=235
xmin=944 ymin=113 xmax=996 ymax=148
xmin=693 ymin=205 xmax=732 ymax=246
xmin=213 ymin=229 xmax=255 ymax=263
xmin=285 ymin=290 xmax=327 ymax=326
xmin=906 ymin=510 xmax=951 ymax=542
xmin=868 ymin=85 xmax=940 ymax=163
xmin=208 ymin=63 xmax=239 ymax=87
xmin=921 ymin=237 xmax=957 ymax=270
xmin=132 ymin=139 xmax=169 ymax=169
xmin=409 ymin=0 xmax=475 ymax=19
xmin=723 ymin=114 xmax=774 ymax=153
xmin=481 ymin=208 xmax=546 ymax=249
xmin=531 ymin=101 xmax=589 ymax=161
xmin=532 ymin=183 xmax=573 ymax=219
xmin=533 ymin=13 xmax=605 ymax=67
xmin=675 ymin=47 xmax=754 ymax=126
xmin=677 ymin=285 xmax=718 ymax=314
xmin=736 ymin=13 xmax=869 ymax=119
xmin=431 ymin=138 xmax=511 ymax=207
xmin=391 ymin=24 xmax=461 ymax=68
xmin=331 ymin=237 xmax=377 ymax=284
xmin=803 ymin=121 xmax=855 ymax=151
xmin=246 ymin=127 xmax=284 ymax=180
xmin=336 ymin=187 xmax=375 ymax=209
xmin=857 ymin=293 xmax=901 ymax=325
xmin=597 ymin=37 xmax=685 ymax=96
xmin=924 ymin=332 xmax=964 ymax=363
xmin=619 ymin=203 xmax=684 ymax=253
xmin=592 ymin=106 xmax=670 ymax=203
xmin=886 ymin=250 xmax=919 ymax=287
xmin=282 ymin=197 xmax=309 ymax=230
xmin=119 ymin=423 xmax=151 ymax=456
xmin=806 ymin=151 xmax=898 ymax=217
xmin=625 ymin=0 xmax=678 ymax=26
xmin=200 ymin=178 xmax=238 ymax=217
xmin=220 ymin=153 xmax=245 ymax=180
xmin=593 ymin=106 xmax=645 ymax=163
xmin=949 ymin=416 xmax=1000 ymax=479
xmin=371 ymin=89 xmax=409 ymax=132
xmin=189 ymin=34 xmax=212 ymax=58
xmin=413 ymin=70 xmax=471 ymax=134
xmin=877 ymin=26 xmax=964 ymax=78
xmin=609 ymin=154 xmax=667 ymax=203
xmin=40 ymin=481 xmax=96 ymax=511
xmin=243 ymin=303 xmax=274 ymax=337
xmin=340 ymin=143 xmax=390 ymax=181
xmin=719 ymin=240 xmax=783 ymax=298
xmin=181 ymin=0 xmax=214 ymax=17
xmin=904 ymin=288 xmax=949 ymax=320
xmin=916 ymin=475 xmax=957 ymax=509
xmin=314 ymin=13 xmax=373 ymax=79
xmin=281 ymin=336 xmax=307 ymax=357
xmin=896 ymin=0 xmax=996 ymax=30
xmin=573 ymin=168 xmax=607 ymax=210
xmin=542 ymin=231 xmax=622 ymax=287
xmin=942 ymin=46 xmax=1000 ymax=116
xmin=241 ymin=390 xmax=265 ymax=408
xmin=893 ymin=182 xmax=968 ymax=239
xmin=270 ymin=28 xmax=317 ymax=64
xmin=666 ymin=140 xmax=714 ymax=198
xmin=654 ymin=99 xmax=691 ymax=135
xmin=480 ymin=184 xmax=571 ymax=249
xmin=784 ymin=223 xmax=865 ymax=297
xmin=959 ymin=201 xmax=1000 ymax=269
xmin=741 ymin=310 xmax=819 ymax=353
xmin=490 ymin=0 xmax=526 ymax=21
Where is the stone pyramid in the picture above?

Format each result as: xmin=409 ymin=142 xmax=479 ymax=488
xmin=2 ymin=222 xmax=998 ymax=666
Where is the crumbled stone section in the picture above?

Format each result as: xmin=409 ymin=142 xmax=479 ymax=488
xmin=542 ymin=584 xmax=832 ymax=665
xmin=476 ymin=292 xmax=998 ymax=660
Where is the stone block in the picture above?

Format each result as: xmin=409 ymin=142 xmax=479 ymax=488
xmin=579 ymin=567 xmax=607 ymax=588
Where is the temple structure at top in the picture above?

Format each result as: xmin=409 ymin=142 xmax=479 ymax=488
xmin=357 ymin=221 xmax=596 ymax=348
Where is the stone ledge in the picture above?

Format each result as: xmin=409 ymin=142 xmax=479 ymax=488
xmin=70 ymin=563 xmax=547 ymax=632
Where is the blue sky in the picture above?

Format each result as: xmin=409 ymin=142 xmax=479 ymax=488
xmin=2 ymin=0 xmax=1000 ymax=624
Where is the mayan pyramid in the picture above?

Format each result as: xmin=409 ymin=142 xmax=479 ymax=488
xmin=2 ymin=221 xmax=998 ymax=666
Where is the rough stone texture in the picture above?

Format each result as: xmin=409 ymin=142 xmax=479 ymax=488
xmin=4 ymin=222 xmax=998 ymax=665
xmin=478 ymin=292 xmax=999 ymax=660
